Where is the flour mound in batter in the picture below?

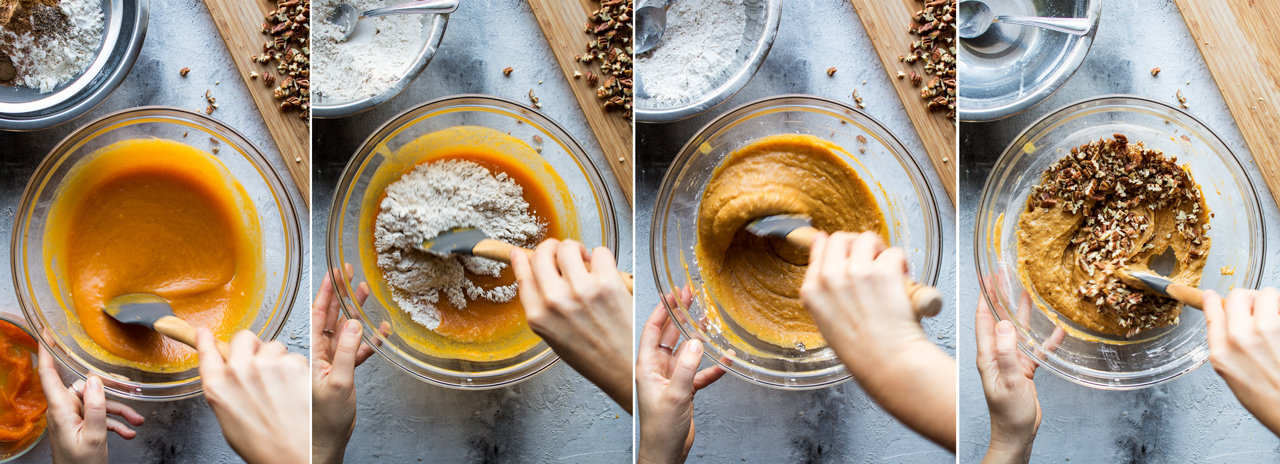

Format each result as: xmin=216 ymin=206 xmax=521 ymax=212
xmin=374 ymin=160 xmax=545 ymax=330
xmin=694 ymin=134 xmax=888 ymax=350
xmin=1016 ymin=135 xmax=1211 ymax=337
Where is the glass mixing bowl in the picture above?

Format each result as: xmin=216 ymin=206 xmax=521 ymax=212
xmin=0 ymin=314 xmax=47 ymax=463
xmin=12 ymin=107 xmax=304 ymax=401
xmin=974 ymin=95 xmax=1265 ymax=390
xmin=651 ymin=95 xmax=943 ymax=389
xmin=326 ymin=94 xmax=618 ymax=389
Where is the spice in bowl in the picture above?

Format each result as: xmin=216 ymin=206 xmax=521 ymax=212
xmin=635 ymin=0 xmax=746 ymax=107
xmin=0 ymin=0 xmax=104 ymax=93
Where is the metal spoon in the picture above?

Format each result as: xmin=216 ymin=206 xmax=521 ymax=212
xmin=957 ymin=0 xmax=1091 ymax=40
xmin=326 ymin=0 xmax=459 ymax=42
xmin=635 ymin=0 xmax=671 ymax=55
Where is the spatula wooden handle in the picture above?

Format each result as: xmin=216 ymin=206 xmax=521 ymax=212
xmin=1167 ymin=282 xmax=1205 ymax=310
xmin=787 ymin=226 xmax=942 ymax=318
xmin=473 ymin=239 xmax=635 ymax=293
xmin=153 ymin=316 xmax=231 ymax=361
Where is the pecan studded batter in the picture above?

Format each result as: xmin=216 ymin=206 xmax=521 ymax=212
xmin=1016 ymin=135 xmax=1211 ymax=337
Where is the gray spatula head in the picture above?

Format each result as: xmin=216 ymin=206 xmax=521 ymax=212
xmin=744 ymin=215 xmax=813 ymax=239
xmin=102 ymin=294 xmax=175 ymax=329
xmin=421 ymin=227 xmax=490 ymax=256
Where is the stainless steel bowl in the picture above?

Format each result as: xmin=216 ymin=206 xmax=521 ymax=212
xmin=311 ymin=12 xmax=448 ymax=119
xmin=957 ymin=0 xmax=1099 ymax=122
xmin=634 ymin=0 xmax=781 ymax=123
xmin=0 ymin=0 xmax=148 ymax=131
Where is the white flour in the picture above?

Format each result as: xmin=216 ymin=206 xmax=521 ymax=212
xmin=635 ymin=0 xmax=747 ymax=107
xmin=0 ymin=0 xmax=103 ymax=93
xmin=374 ymin=160 xmax=545 ymax=330
xmin=313 ymin=0 xmax=426 ymax=102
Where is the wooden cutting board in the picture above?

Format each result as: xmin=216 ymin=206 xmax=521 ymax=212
xmin=203 ymin=0 xmax=311 ymax=209
xmin=1174 ymin=0 xmax=1280 ymax=207
xmin=527 ymin=0 xmax=635 ymax=206
xmin=849 ymin=0 xmax=957 ymax=205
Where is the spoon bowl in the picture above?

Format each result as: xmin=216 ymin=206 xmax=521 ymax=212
xmin=635 ymin=2 xmax=668 ymax=55
xmin=958 ymin=0 xmax=1091 ymax=40
xmin=325 ymin=0 xmax=459 ymax=42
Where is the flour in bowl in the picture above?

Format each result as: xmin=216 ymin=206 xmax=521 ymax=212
xmin=635 ymin=0 xmax=747 ymax=107
xmin=374 ymin=160 xmax=545 ymax=330
xmin=313 ymin=0 xmax=428 ymax=102
xmin=0 ymin=0 xmax=104 ymax=93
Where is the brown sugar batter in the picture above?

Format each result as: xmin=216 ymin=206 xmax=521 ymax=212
xmin=694 ymin=134 xmax=888 ymax=349
xmin=45 ymin=139 xmax=264 ymax=372
xmin=1016 ymin=135 xmax=1211 ymax=337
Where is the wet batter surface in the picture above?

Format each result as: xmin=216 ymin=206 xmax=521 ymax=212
xmin=695 ymin=134 xmax=888 ymax=349
xmin=1017 ymin=135 xmax=1210 ymax=337
xmin=46 ymin=139 xmax=264 ymax=372
xmin=0 ymin=321 xmax=45 ymax=444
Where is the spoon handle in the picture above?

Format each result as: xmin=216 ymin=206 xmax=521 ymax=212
xmin=363 ymin=0 xmax=459 ymax=18
xmin=472 ymin=239 xmax=636 ymax=294
xmin=785 ymin=226 xmax=943 ymax=318
xmin=994 ymin=15 xmax=1092 ymax=35
xmin=153 ymin=316 xmax=232 ymax=361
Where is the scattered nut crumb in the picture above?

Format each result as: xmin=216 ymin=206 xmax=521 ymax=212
xmin=295 ymin=157 xmax=302 ymax=163
xmin=897 ymin=71 xmax=906 ymax=79
xmin=1181 ymin=135 xmax=1191 ymax=142
xmin=180 ymin=67 xmax=190 ymax=77
xmin=943 ymin=156 xmax=949 ymax=163
xmin=205 ymin=105 xmax=214 ymax=114
xmin=210 ymin=137 xmax=219 ymax=145
xmin=618 ymin=157 xmax=624 ymax=163
xmin=533 ymin=135 xmax=543 ymax=144
xmin=859 ymin=147 xmax=866 ymax=153
xmin=535 ymin=146 xmax=543 ymax=153
xmin=503 ymin=67 xmax=513 ymax=76
xmin=827 ymin=67 xmax=837 ymax=76
xmin=1151 ymin=67 xmax=1160 ymax=77
xmin=856 ymin=135 xmax=867 ymax=144
xmin=250 ymin=71 xmax=259 ymax=80
xmin=573 ymin=71 xmax=582 ymax=79
xmin=182 ymin=132 xmax=188 ymax=137
xmin=212 ymin=146 xmax=219 ymax=154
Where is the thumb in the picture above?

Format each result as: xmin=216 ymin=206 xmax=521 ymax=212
xmin=994 ymin=321 xmax=1024 ymax=382
xmin=196 ymin=328 xmax=226 ymax=381
xmin=668 ymin=339 xmax=704 ymax=394
xmin=328 ymin=319 xmax=363 ymax=388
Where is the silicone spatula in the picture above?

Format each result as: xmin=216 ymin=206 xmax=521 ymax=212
xmin=422 ymin=228 xmax=635 ymax=293
xmin=102 ymin=294 xmax=231 ymax=360
xmin=744 ymin=214 xmax=944 ymax=318
xmin=1116 ymin=247 xmax=1205 ymax=310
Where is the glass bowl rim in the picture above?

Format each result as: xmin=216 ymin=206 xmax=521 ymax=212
xmin=10 ymin=105 xmax=304 ymax=401
xmin=326 ymin=93 xmax=621 ymax=389
xmin=973 ymin=93 xmax=1267 ymax=390
xmin=650 ymin=93 xmax=944 ymax=389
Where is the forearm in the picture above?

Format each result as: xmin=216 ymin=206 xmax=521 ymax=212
xmin=845 ymin=338 xmax=957 ymax=451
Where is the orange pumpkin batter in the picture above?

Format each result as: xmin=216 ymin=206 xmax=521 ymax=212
xmin=358 ymin=126 xmax=579 ymax=362
xmin=0 ymin=321 xmax=46 ymax=443
xmin=45 ymin=139 xmax=264 ymax=372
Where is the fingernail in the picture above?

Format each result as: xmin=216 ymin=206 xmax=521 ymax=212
xmin=345 ymin=319 xmax=361 ymax=334
xmin=686 ymin=339 xmax=703 ymax=356
xmin=87 ymin=376 xmax=101 ymax=392
xmin=996 ymin=320 xmax=1013 ymax=335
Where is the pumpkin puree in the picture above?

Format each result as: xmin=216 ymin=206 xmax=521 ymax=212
xmin=0 ymin=321 xmax=46 ymax=443
xmin=45 ymin=139 xmax=264 ymax=372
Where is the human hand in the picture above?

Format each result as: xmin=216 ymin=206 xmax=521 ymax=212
xmin=38 ymin=344 xmax=145 ymax=464
xmin=312 ymin=265 xmax=387 ymax=464
xmin=197 ymin=330 xmax=308 ymax=464
xmin=1204 ymin=288 xmax=1280 ymax=436
xmin=511 ymin=239 xmax=633 ymax=413
xmin=975 ymin=279 xmax=1064 ymax=464
xmin=636 ymin=292 xmax=727 ymax=464
xmin=799 ymin=231 xmax=956 ymax=451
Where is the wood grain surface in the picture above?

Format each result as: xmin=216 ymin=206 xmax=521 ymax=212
xmin=849 ymin=0 xmax=957 ymax=205
xmin=1174 ymin=0 xmax=1280 ymax=208
xmin=203 ymin=0 xmax=311 ymax=209
xmin=528 ymin=0 xmax=634 ymax=206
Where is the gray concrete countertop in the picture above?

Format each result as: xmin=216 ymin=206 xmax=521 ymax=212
xmin=958 ymin=1 xmax=1280 ymax=462
xmin=311 ymin=0 xmax=634 ymax=462
xmin=635 ymin=0 xmax=957 ymax=461
xmin=0 ymin=0 xmax=310 ymax=462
